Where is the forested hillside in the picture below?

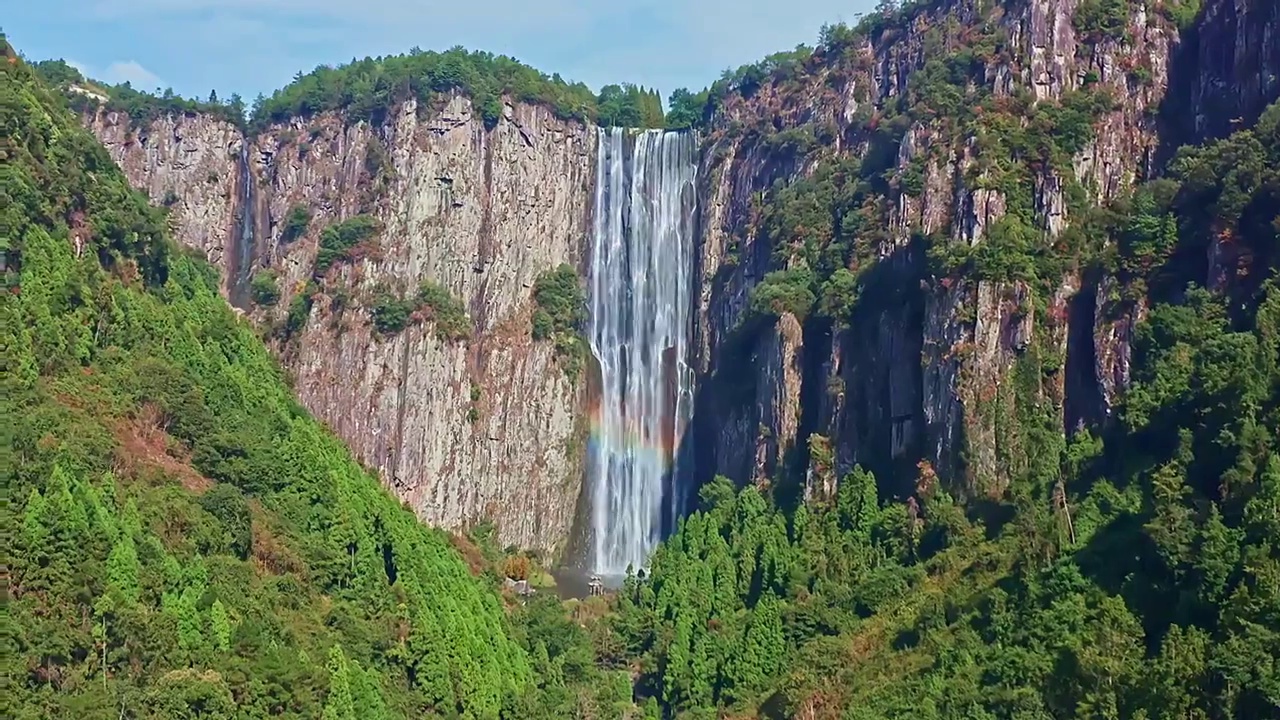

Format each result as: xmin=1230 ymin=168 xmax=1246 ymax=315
xmin=534 ymin=102 xmax=1280 ymax=719
xmin=7 ymin=0 xmax=1280 ymax=716
xmin=2 ymin=37 xmax=534 ymax=719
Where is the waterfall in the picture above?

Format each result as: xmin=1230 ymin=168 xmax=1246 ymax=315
xmin=588 ymin=128 xmax=697 ymax=575
xmin=229 ymin=143 xmax=255 ymax=309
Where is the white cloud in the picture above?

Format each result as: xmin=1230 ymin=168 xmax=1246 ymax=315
xmin=64 ymin=56 xmax=165 ymax=89
xmin=102 ymin=59 xmax=163 ymax=88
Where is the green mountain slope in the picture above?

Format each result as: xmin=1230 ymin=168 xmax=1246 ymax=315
xmin=2 ymin=38 xmax=531 ymax=719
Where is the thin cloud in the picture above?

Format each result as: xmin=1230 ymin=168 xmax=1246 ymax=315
xmin=16 ymin=0 xmax=876 ymax=100
xmin=102 ymin=59 xmax=163 ymax=89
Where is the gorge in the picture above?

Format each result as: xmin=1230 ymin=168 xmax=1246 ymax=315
xmin=8 ymin=0 xmax=1280 ymax=715
xmin=63 ymin=0 xmax=1279 ymax=570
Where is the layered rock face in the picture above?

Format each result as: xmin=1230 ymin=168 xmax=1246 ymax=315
xmin=86 ymin=95 xmax=594 ymax=552
xmin=255 ymin=97 xmax=595 ymax=552
xmin=689 ymin=0 xmax=1279 ymax=500
xmin=83 ymin=0 xmax=1277 ymax=548
xmin=85 ymin=109 xmax=245 ymax=296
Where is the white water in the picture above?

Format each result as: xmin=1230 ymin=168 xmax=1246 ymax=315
xmin=588 ymin=128 xmax=697 ymax=575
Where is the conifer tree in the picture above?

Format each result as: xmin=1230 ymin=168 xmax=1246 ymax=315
xmin=323 ymin=644 xmax=357 ymax=720
xmin=107 ymin=534 xmax=140 ymax=603
xmin=209 ymin=599 xmax=232 ymax=652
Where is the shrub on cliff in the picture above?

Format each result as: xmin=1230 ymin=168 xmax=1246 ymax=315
xmin=370 ymin=288 xmax=415 ymax=334
xmin=367 ymin=282 xmax=470 ymax=340
xmin=280 ymin=204 xmax=312 ymax=243
xmin=416 ymin=281 xmax=471 ymax=341
xmin=250 ymin=269 xmax=281 ymax=305
xmin=532 ymin=264 xmax=586 ymax=339
xmin=530 ymin=265 xmax=588 ymax=378
xmin=314 ymin=215 xmax=381 ymax=275
xmin=748 ymin=267 xmax=817 ymax=322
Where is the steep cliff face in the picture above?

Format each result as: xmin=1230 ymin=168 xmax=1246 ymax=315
xmin=690 ymin=0 xmax=1277 ymax=500
xmin=84 ymin=108 xmax=245 ymax=296
xmin=254 ymin=95 xmax=593 ymax=548
xmin=1184 ymin=0 xmax=1280 ymax=141
xmin=255 ymin=96 xmax=594 ymax=552
xmin=80 ymin=0 xmax=1277 ymax=546
xmin=84 ymin=95 xmax=594 ymax=552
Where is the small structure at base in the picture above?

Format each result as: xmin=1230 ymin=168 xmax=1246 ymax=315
xmin=587 ymin=574 xmax=604 ymax=597
xmin=503 ymin=577 xmax=533 ymax=597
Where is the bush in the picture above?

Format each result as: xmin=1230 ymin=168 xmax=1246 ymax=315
xmin=748 ymin=267 xmax=817 ymax=322
xmin=416 ymin=281 xmax=470 ymax=341
xmin=280 ymin=205 xmax=312 ymax=244
xmin=314 ymin=215 xmax=381 ymax=275
xmin=530 ymin=265 xmax=587 ymax=378
xmin=1073 ymin=0 xmax=1130 ymax=42
xmin=250 ymin=270 xmax=280 ymax=306
xmin=531 ymin=309 xmax=555 ymax=340
xmin=370 ymin=289 xmax=415 ymax=334
xmin=283 ymin=282 xmax=316 ymax=336
xmin=531 ymin=264 xmax=586 ymax=336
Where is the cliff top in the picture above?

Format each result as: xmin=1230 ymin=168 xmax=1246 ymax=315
xmin=32 ymin=46 xmax=675 ymax=133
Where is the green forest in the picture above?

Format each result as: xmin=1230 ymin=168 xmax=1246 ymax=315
xmin=30 ymin=51 xmax=680 ymax=132
xmin=4 ymin=38 xmax=533 ymax=718
xmin=6 ymin=0 xmax=1280 ymax=715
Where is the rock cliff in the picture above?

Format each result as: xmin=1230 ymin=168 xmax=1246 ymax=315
xmin=85 ymin=109 xmax=246 ymax=296
xmin=688 ymin=0 xmax=1279 ymax=501
xmin=84 ymin=95 xmax=594 ymax=553
xmin=79 ymin=0 xmax=1278 ymax=548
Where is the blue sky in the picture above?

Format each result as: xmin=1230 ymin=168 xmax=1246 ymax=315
xmin=6 ymin=0 xmax=877 ymax=104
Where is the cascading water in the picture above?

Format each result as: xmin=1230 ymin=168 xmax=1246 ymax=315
xmin=587 ymin=128 xmax=697 ymax=576
xmin=229 ymin=144 xmax=255 ymax=310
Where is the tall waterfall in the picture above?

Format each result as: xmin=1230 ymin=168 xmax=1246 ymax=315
xmin=229 ymin=144 xmax=255 ymax=310
xmin=588 ymin=128 xmax=697 ymax=575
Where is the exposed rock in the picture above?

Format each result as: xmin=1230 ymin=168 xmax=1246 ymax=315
xmin=688 ymin=0 xmax=1211 ymax=497
xmin=85 ymin=109 xmax=243 ymax=295
xmin=1189 ymin=0 xmax=1280 ymax=141
xmin=84 ymin=95 xmax=593 ymax=554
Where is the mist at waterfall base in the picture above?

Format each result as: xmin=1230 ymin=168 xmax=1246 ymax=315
xmin=585 ymin=128 xmax=698 ymax=578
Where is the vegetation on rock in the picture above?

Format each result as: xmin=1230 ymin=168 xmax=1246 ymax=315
xmin=249 ymin=47 xmax=668 ymax=130
xmin=531 ymin=264 xmax=589 ymax=379
xmin=249 ymin=270 xmax=281 ymax=306
xmin=313 ymin=215 xmax=381 ymax=276
xmin=368 ymin=281 xmax=470 ymax=341
xmin=280 ymin=205 xmax=312 ymax=244
xmin=31 ymin=58 xmax=246 ymax=129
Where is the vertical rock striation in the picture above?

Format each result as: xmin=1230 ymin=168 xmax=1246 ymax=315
xmin=84 ymin=108 xmax=244 ymax=296
xmin=84 ymin=95 xmax=595 ymax=553
xmin=689 ymin=0 xmax=1278 ymax=500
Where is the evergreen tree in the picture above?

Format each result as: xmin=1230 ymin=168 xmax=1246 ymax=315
xmin=107 ymin=534 xmax=140 ymax=603
xmin=209 ymin=599 xmax=231 ymax=652
xmin=323 ymin=644 xmax=357 ymax=720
